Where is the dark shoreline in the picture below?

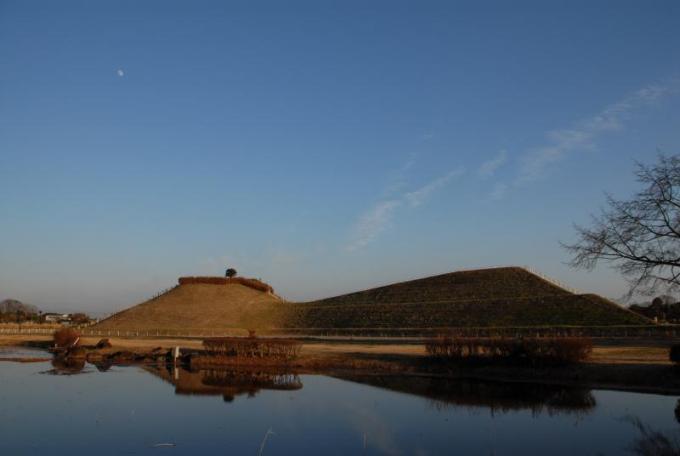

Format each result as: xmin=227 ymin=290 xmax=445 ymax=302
xmin=4 ymin=340 xmax=680 ymax=396
xmin=92 ymin=351 xmax=680 ymax=396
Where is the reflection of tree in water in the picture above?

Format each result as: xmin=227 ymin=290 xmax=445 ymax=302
xmin=202 ymin=369 xmax=303 ymax=402
xmin=144 ymin=366 xmax=302 ymax=403
xmin=43 ymin=357 xmax=87 ymax=375
xmin=94 ymin=361 xmax=113 ymax=372
xmin=335 ymin=375 xmax=596 ymax=417
xmin=628 ymin=416 xmax=680 ymax=456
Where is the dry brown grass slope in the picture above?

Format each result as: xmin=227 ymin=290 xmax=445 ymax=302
xmin=95 ymin=283 xmax=283 ymax=332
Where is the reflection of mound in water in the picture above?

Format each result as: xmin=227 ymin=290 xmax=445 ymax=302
xmin=336 ymin=375 xmax=596 ymax=417
xmin=144 ymin=366 xmax=302 ymax=403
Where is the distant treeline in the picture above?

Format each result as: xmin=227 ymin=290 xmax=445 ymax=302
xmin=0 ymin=310 xmax=40 ymax=324
xmin=629 ymin=296 xmax=680 ymax=323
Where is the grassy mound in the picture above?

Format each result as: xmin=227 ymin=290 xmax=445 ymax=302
xmin=94 ymin=267 xmax=650 ymax=334
xmin=282 ymin=294 xmax=646 ymax=328
xmin=302 ymin=267 xmax=573 ymax=306
xmin=282 ymin=267 xmax=648 ymax=329
xmin=95 ymin=281 xmax=282 ymax=332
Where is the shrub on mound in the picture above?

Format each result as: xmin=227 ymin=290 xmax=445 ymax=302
xmin=178 ymin=276 xmax=274 ymax=293
xmin=53 ymin=328 xmax=80 ymax=348
xmin=228 ymin=277 xmax=274 ymax=294
xmin=425 ymin=336 xmax=592 ymax=366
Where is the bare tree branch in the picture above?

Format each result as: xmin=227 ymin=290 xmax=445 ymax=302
xmin=563 ymin=154 xmax=680 ymax=299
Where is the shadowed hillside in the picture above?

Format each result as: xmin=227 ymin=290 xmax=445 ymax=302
xmin=283 ymin=293 xmax=647 ymax=328
xmin=304 ymin=267 xmax=574 ymax=305
xmin=282 ymin=267 xmax=648 ymax=329
xmin=94 ymin=267 xmax=649 ymax=333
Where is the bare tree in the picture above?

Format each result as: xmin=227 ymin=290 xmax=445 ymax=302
xmin=71 ymin=313 xmax=90 ymax=325
xmin=563 ymin=154 xmax=680 ymax=298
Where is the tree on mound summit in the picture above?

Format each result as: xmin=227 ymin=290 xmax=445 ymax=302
xmin=225 ymin=268 xmax=237 ymax=278
xmin=564 ymin=154 xmax=680 ymax=298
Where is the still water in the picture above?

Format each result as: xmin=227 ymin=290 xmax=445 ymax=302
xmin=1 ymin=346 xmax=679 ymax=455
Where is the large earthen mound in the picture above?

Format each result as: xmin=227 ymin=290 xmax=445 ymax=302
xmin=94 ymin=267 xmax=650 ymax=334
xmin=282 ymin=267 xmax=648 ymax=329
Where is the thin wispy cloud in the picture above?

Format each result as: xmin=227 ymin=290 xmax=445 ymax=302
xmin=116 ymin=69 xmax=125 ymax=77
xmin=347 ymin=167 xmax=465 ymax=251
xmin=478 ymin=150 xmax=507 ymax=178
xmin=516 ymin=80 xmax=679 ymax=185
xmin=347 ymin=200 xmax=401 ymax=251
xmin=405 ymin=167 xmax=465 ymax=207
xmin=489 ymin=182 xmax=508 ymax=201
xmin=383 ymin=152 xmax=418 ymax=196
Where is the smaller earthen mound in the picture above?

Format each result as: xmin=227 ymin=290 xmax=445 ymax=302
xmin=94 ymin=277 xmax=283 ymax=333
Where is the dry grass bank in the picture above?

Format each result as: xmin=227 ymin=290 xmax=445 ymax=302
xmin=0 ymin=335 xmax=52 ymax=346
xmin=0 ymin=323 xmax=61 ymax=329
xmin=3 ymin=332 xmax=680 ymax=393
xmin=2 ymin=333 xmax=673 ymax=366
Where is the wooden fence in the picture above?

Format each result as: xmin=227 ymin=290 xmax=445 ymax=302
xmin=3 ymin=325 xmax=680 ymax=340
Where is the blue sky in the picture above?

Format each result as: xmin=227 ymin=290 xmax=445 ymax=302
xmin=1 ymin=1 xmax=680 ymax=313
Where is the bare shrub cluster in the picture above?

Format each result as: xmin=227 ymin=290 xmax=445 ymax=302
xmin=425 ymin=336 xmax=592 ymax=366
xmin=669 ymin=344 xmax=680 ymax=364
xmin=203 ymin=337 xmax=301 ymax=359
xmin=53 ymin=328 xmax=80 ymax=348
xmin=179 ymin=276 xmax=274 ymax=293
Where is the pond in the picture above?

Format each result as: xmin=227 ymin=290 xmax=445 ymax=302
xmin=0 ymin=346 xmax=679 ymax=455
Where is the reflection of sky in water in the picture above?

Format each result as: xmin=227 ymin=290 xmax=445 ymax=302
xmin=0 ymin=346 xmax=51 ymax=359
xmin=0 ymin=359 xmax=678 ymax=455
